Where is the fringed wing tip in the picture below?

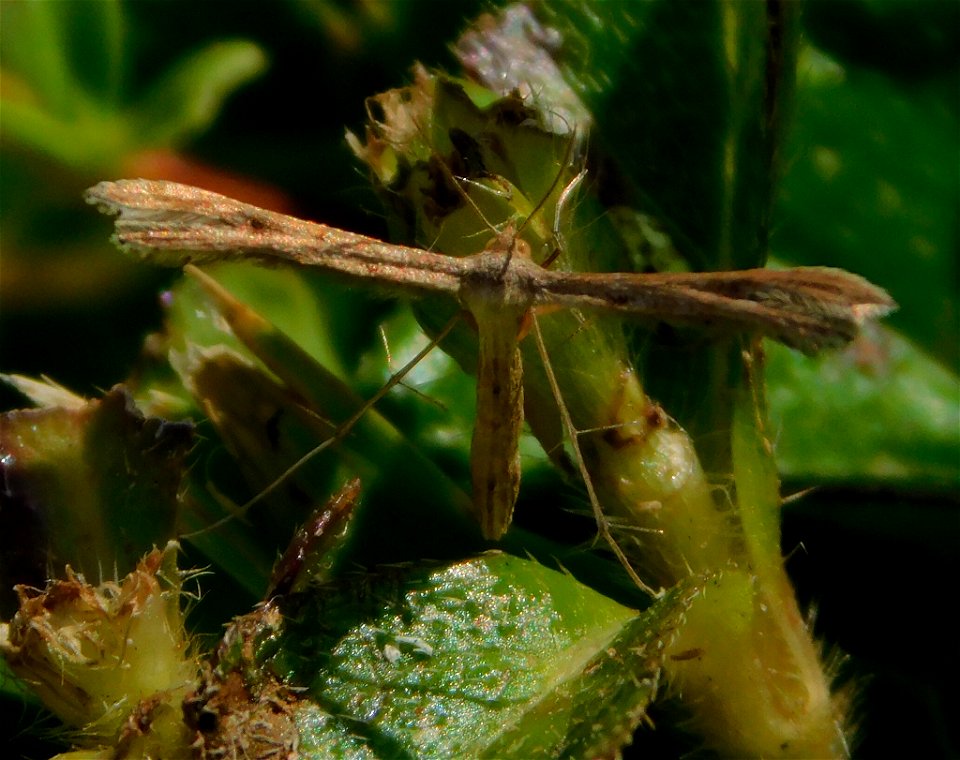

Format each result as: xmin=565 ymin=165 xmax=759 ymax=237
xmin=792 ymin=297 xmax=897 ymax=356
xmin=85 ymin=179 xmax=180 ymax=216
xmin=852 ymin=300 xmax=897 ymax=325
xmin=84 ymin=181 xmax=143 ymax=256
xmin=824 ymin=267 xmax=897 ymax=322
xmin=853 ymin=285 xmax=898 ymax=323
xmin=84 ymin=179 xmax=202 ymax=262
xmin=784 ymin=268 xmax=897 ymax=353
xmin=84 ymin=180 xmax=123 ymax=215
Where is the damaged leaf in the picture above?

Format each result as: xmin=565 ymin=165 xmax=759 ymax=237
xmin=0 ymin=385 xmax=191 ymax=608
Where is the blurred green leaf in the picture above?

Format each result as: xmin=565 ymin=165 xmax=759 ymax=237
xmin=0 ymin=0 xmax=123 ymax=115
xmin=774 ymin=45 xmax=958 ymax=366
xmin=1 ymin=2 xmax=265 ymax=174
xmin=0 ymin=386 xmax=190 ymax=608
xmin=767 ymin=329 xmax=960 ymax=488
xmin=133 ymin=41 xmax=268 ymax=147
xmin=803 ymin=0 xmax=959 ymax=81
xmin=538 ymin=0 xmax=796 ymax=272
xmin=764 ymin=28 xmax=959 ymax=488
xmin=142 ymin=265 xmax=482 ymax=592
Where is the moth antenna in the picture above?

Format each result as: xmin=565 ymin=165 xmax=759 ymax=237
xmin=542 ymin=166 xmax=587 ymax=268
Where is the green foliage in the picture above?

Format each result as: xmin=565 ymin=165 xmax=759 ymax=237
xmin=0 ymin=385 xmax=189 ymax=607
xmin=201 ymin=555 xmax=697 ymax=758
xmin=0 ymin=0 xmax=266 ymax=171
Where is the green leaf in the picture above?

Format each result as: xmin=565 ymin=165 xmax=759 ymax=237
xmin=803 ymin=0 xmax=959 ymax=81
xmin=764 ymin=29 xmax=959 ymax=486
xmin=0 ymin=93 xmax=130 ymax=173
xmin=146 ymin=265 xmax=482 ymax=594
xmin=1 ymin=1 xmax=81 ymax=116
xmin=0 ymin=386 xmax=189 ymax=600
xmin=774 ymin=44 xmax=958 ymax=367
xmin=0 ymin=0 xmax=124 ymax=111
xmin=133 ymin=40 xmax=268 ymax=146
xmin=0 ymin=3 xmax=265 ymax=173
xmin=537 ymin=0 xmax=798 ymax=272
xmin=195 ymin=554 xmax=699 ymax=758
xmin=767 ymin=329 xmax=960 ymax=488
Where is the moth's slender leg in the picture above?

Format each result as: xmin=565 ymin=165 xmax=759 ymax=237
xmin=531 ymin=313 xmax=661 ymax=597
xmin=181 ymin=265 xmax=460 ymax=539
xmin=378 ymin=325 xmax=446 ymax=408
